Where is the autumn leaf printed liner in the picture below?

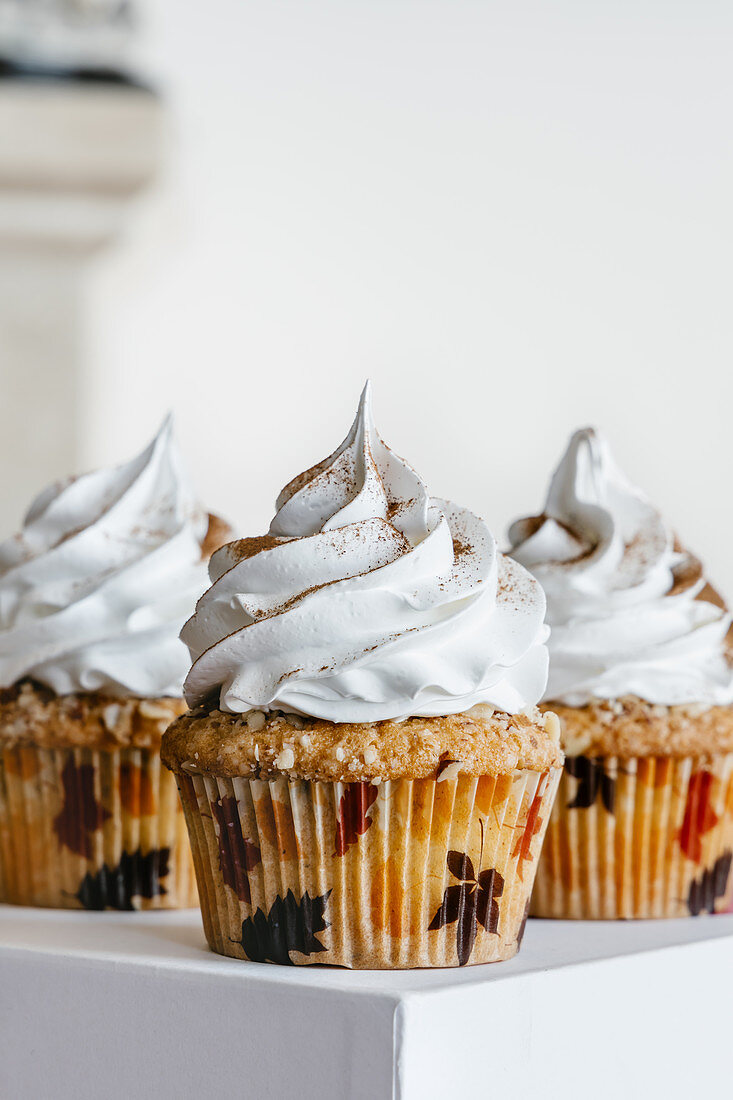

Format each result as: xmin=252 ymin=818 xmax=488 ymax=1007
xmin=532 ymin=752 xmax=733 ymax=919
xmin=176 ymin=767 xmax=561 ymax=968
xmin=0 ymin=744 xmax=197 ymax=909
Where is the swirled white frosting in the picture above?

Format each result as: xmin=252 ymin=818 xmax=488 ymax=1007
xmin=0 ymin=418 xmax=212 ymax=697
xmin=183 ymin=384 xmax=549 ymax=722
xmin=508 ymin=428 xmax=733 ymax=707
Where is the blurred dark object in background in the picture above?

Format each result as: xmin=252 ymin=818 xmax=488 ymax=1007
xmin=0 ymin=0 xmax=143 ymax=85
xmin=0 ymin=0 xmax=161 ymax=532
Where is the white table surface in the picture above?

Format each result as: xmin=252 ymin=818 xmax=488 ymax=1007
xmin=1 ymin=905 xmax=731 ymax=1099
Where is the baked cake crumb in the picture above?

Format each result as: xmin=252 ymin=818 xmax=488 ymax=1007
xmin=546 ymin=696 xmax=733 ymax=757
xmin=162 ymin=703 xmax=563 ymax=781
xmin=0 ymin=680 xmax=185 ymax=750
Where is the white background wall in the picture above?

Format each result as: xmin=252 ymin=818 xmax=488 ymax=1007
xmin=31 ymin=3 xmax=733 ymax=585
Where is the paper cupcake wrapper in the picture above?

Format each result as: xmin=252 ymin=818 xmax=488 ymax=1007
xmin=0 ymin=744 xmax=197 ymax=910
xmin=175 ymin=767 xmax=561 ymax=968
xmin=532 ymin=753 xmax=733 ymax=919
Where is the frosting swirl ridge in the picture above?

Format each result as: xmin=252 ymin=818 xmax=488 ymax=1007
xmin=183 ymin=383 xmax=549 ymax=721
xmin=508 ymin=428 xmax=733 ymax=707
xmin=0 ymin=418 xmax=212 ymax=697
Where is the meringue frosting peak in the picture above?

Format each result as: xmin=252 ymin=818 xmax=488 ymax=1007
xmin=509 ymin=428 xmax=733 ymax=707
xmin=0 ymin=417 xmax=212 ymax=697
xmin=183 ymin=382 xmax=549 ymax=721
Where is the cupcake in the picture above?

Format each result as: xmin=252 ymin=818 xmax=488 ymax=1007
xmin=162 ymin=384 xmax=563 ymax=968
xmin=0 ymin=418 xmax=230 ymax=910
xmin=509 ymin=428 xmax=733 ymax=919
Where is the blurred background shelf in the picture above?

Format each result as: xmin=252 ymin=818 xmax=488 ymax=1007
xmin=1 ymin=906 xmax=731 ymax=1099
xmin=0 ymin=78 xmax=163 ymax=527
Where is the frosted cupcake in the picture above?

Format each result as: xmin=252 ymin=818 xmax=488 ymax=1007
xmin=509 ymin=428 xmax=733 ymax=919
xmin=162 ymin=384 xmax=562 ymax=968
xmin=0 ymin=419 xmax=230 ymax=910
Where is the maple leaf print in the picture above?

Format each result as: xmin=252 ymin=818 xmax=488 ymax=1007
xmin=565 ymin=755 xmax=615 ymax=814
xmin=211 ymin=796 xmax=261 ymax=903
xmin=53 ymin=757 xmax=112 ymax=857
xmin=512 ymin=773 xmax=548 ymax=879
xmin=687 ymin=851 xmax=732 ymax=916
xmin=235 ymin=889 xmax=332 ymax=965
xmin=334 ymin=782 xmax=378 ymax=857
xmin=73 ymin=847 xmax=171 ymax=910
xmin=428 ymin=831 xmax=504 ymax=966
xmin=679 ymin=770 xmax=719 ymax=863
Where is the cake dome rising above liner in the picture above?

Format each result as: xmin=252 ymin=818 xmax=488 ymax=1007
xmin=182 ymin=382 xmax=550 ymax=722
xmin=0 ymin=417 xmax=212 ymax=697
xmin=508 ymin=427 xmax=733 ymax=707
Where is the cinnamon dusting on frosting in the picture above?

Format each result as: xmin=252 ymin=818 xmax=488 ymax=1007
xmin=510 ymin=428 xmax=733 ymax=707
xmin=182 ymin=383 xmax=549 ymax=721
xmin=0 ymin=418 xmax=227 ymax=698
xmin=221 ymin=533 xmax=279 ymax=563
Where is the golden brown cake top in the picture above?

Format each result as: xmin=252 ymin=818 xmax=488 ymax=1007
xmin=0 ymin=680 xmax=186 ymax=751
xmin=547 ymin=696 xmax=733 ymax=758
xmin=161 ymin=703 xmax=563 ymax=782
xmin=201 ymin=512 xmax=233 ymax=561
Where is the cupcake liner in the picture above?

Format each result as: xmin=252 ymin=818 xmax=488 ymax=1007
xmin=175 ymin=766 xmax=561 ymax=968
xmin=531 ymin=753 xmax=733 ymax=919
xmin=0 ymin=744 xmax=197 ymax=909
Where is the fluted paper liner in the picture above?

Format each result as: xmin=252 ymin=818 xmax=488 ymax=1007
xmin=0 ymin=744 xmax=197 ymax=909
xmin=175 ymin=767 xmax=561 ymax=968
xmin=532 ymin=753 xmax=733 ymax=919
